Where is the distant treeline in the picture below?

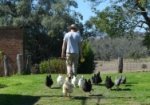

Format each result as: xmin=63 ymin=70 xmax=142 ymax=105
xmin=88 ymin=36 xmax=149 ymax=60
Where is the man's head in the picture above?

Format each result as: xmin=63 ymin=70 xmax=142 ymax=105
xmin=68 ymin=24 xmax=78 ymax=31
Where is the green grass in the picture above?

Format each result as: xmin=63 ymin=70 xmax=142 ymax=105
xmin=0 ymin=72 xmax=150 ymax=105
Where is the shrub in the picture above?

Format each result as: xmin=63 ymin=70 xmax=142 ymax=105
xmin=39 ymin=58 xmax=66 ymax=74
xmin=78 ymin=41 xmax=95 ymax=74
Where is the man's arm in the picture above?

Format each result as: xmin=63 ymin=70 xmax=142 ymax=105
xmin=61 ymin=40 xmax=67 ymax=58
xmin=79 ymin=41 xmax=83 ymax=58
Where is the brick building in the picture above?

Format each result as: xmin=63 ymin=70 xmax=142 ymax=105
xmin=0 ymin=27 xmax=24 ymax=76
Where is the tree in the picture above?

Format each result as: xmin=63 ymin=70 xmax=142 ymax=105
xmin=88 ymin=6 xmax=130 ymax=37
xmin=86 ymin=0 xmax=150 ymax=48
xmin=88 ymin=0 xmax=150 ymax=31
xmin=0 ymin=0 xmax=83 ymax=64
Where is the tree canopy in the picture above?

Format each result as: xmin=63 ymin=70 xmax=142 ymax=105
xmin=86 ymin=0 xmax=150 ymax=37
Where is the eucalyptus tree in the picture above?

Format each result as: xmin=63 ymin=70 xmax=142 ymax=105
xmin=86 ymin=0 xmax=150 ymax=37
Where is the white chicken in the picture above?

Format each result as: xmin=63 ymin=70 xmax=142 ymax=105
xmin=114 ymin=75 xmax=122 ymax=89
xmin=57 ymin=74 xmax=65 ymax=87
xmin=78 ymin=75 xmax=85 ymax=88
xmin=62 ymin=76 xmax=74 ymax=97
xmin=71 ymin=75 xmax=78 ymax=87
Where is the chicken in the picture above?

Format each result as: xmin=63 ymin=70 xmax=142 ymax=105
xmin=78 ymin=75 xmax=85 ymax=88
xmin=105 ymin=76 xmax=114 ymax=89
xmin=45 ymin=74 xmax=53 ymax=88
xmin=62 ymin=76 xmax=74 ymax=97
xmin=71 ymin=75 xmax=78 ymax=87
xmin=96 ymin=71 xmax=102 ymax=84
xmin=91 ymin=74 xmax=97 ymax=84
xmin=57 ymin=74 xmax=65 ymax=87
xmin=114 ymin=75 xmax=122 ymax=89
xmin=82 ymin=79 xmax=92 ymax=94
xmin=121 ymin=75 xmax=126 ymax=84
xmin=91 ymin=72 xmax=102 ymax=85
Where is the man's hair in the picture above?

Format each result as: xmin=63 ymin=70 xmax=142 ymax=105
xmin=68 ymin=24 xmax=78 ymax=31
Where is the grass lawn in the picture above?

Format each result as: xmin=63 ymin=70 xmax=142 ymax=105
xmin=0 ymin=72 xmax=150 ymax=105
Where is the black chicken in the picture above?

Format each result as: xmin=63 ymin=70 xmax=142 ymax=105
xmin=96 ymin=71 xmax=102 ymax=83
xmin=91 ymin=74 xmax=96 ymax=84
xmin=105 ymin=76 xmax=114 ymax=89
xmin=91 ymin=72 xmax=102 ymax=85
xmin=45 ymin=74 xmax=53 ymax=88
xmin=82 ymin=79 xmax=92 ymax=94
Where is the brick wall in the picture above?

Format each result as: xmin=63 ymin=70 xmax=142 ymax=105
xmin=0 ymin=27 xmax=23 ymax=75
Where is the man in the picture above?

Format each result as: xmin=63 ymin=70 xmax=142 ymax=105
xmin=61 ymin=24 xmax=82 ymax=77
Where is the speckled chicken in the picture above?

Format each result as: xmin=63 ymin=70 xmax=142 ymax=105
xmin=62 ymin=76 xmax=74 ymax=97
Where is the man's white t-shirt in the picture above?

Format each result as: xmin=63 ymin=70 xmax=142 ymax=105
xmin=63 ymin=31 xmax=81 ymax=54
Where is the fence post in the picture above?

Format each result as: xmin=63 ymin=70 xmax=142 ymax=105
xmin=25 ymin=55 xmax=31 ymax=74
xmin=16 ymin=54 xmax=23 ymax=74
xmin=3 ymin=55 xmax=10 ymax=76
xmin=118 ymin=57 xmax=123 ymax=73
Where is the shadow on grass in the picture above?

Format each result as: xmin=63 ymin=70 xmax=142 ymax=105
xmin=39 ymin=95 xmax=63 ymax=97
xmin=105 ymin=96 xmax=136 ymax=99
xmin=73 ymin=94 xmax=103 ymax=105
xmin=93 ymin=83 xmax=105 ymax=86
xmin=0 ymin=94 xmax=40 ymax=105
xmin=126 ymin=82 xmax=138 ymax=85
xmin=0 ymin=84 xmax=7 ymax=88
xmin=146 ymin=96 xmax=150 ymax=98
xmin=51 ymin=86 xmax=61 ymax=89
xmin=125 ymin=84 xmax=133 ymax=87
xmin=111 ymin=88 xmax=131 ymax=91
xmin=73 ymin=96 xmax=88 ymax=105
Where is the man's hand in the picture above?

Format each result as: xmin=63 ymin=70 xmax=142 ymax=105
xmin=80 ymin=57 xmax=85 ymax=63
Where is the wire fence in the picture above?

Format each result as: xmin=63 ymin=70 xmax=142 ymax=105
xmin=95 ymin=58 xmax=150 ymax=73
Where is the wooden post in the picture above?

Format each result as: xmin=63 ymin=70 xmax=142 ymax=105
xmin=25 ymin=55 xmax=31 ymax=74
xmin=3 ymin=55 xmax=10 ymax=76
xmin=16 ymin=54 xmax=23 ymax=74
xmin=118 ymin=57 xmax=123 ymax=73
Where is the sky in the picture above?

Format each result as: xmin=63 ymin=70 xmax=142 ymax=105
xmin=74 ymin=0 xmax=110 ymax=24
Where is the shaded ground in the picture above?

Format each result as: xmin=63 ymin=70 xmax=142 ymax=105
xmin=0 ymin=94 xmax=40 ymax=105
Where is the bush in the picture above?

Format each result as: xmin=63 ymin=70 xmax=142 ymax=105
xmin=78 ymin=41 xmax=95 ymax=74
xmin=39 ymin=58 xmax=66 ymax=74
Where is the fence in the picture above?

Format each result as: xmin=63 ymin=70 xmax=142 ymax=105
xmin=95 ymin=58 xmax=150 ymax=73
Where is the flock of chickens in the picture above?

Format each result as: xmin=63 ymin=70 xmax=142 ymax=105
xmin=45 ymin=72 xmax=126 ymax=97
